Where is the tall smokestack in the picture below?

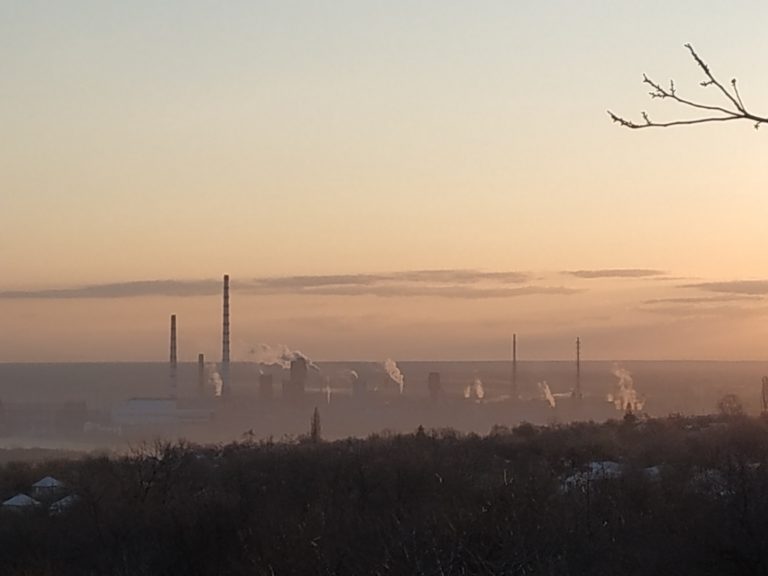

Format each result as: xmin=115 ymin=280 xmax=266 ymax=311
xmin=198 ymin=353 xmax=205 ymax=396
xmin=221 ymin=274 xmax=230 ymax=397
xmin=573 ymin=337 xmax=582 ymax=400
xmin=169 ymin=314 xmax=177 ymax=397
xmin=511 ymin=333 xmax=518 ymax=400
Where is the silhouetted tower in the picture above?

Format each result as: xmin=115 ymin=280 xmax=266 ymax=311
xmin=428 ymin=371 xmax=442 ymax=401
xmin=762 ymin=376 xmax=768 ymax=415
xmin=290 ymin=357 xmax=307 ymax=391
xmin=169 ymin=314 xmax=177 ymax=397
xmin=511 ymin=333 xmax=518 ymax=400
xmin=573 ymin=337 xmax=582 ymax=400
xmin=198 ymin=353 xmax=206 ymax=396
xmin=221 ymin=274 xmax=230 ymax=397
xmin=283 ymin=357 xmax=307 ymax=402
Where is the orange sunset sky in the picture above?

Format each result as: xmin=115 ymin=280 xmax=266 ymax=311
xmin=2 ymin=1 xmax=768 ymax=361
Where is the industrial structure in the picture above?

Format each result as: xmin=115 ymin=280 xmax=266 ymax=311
xmin=511 ymin=333 xmax=518 ymax=400
xmin=0 ymin=402 xmax=89 ymax=436
xmin=221 ymin=274 xmax=231 ymax=398
xmin=573 ymin=337 xmax=582 ymax=400
xmin=112 ymin=398 xmax=212 ymax=427
xmin=283 ymin=357 xmax=308 ymax=402
xmin=169 ymin=314 xmax=177 ymax=397
xmin=198 ymin=353 xmax=206 ymax=396
xmin=0 ymin=268 xmax=632 ymax=444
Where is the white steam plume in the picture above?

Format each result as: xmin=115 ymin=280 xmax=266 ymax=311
xmin=248 ymin=344 xmax=319 ymax=371
xmin=475 ymin=378 xmax=485 ymax=400
xmin=338 ymin=369 xmax=359 ymax=384
xmin=464 ymin=377 xmax=485 ymax=400
xmin=207 ymin=363 xmax=223 ymax=397
xmin=324 ymin=376 xmax=332 ymax=404
xmin=607 ymin=365 xmax=645 ymax=412
xmin=537 ymin=380 xmax=556 ymax=408
xmin=384 ymin=359 xmax=405 ymax=394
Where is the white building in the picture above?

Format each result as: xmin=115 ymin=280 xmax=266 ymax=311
xmin=2 ymin=494 xmax=41 ymax=510
xmin=31 ymin=476 xmax=65 ymax=500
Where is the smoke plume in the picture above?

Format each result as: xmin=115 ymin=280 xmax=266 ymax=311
xmin=338 ymin=369 xmax=359 ymax=383
xmin=207 ymin=364 xmax=223 ymax=397
xmin=538 ymin=381 xmax=556 ymax=408
xmin=464 ymin=377 xmax=485 ymax=400
xmin=248 ymin=344 xmax=319 ymax=371
xmin=607 ymin=365 xmax=645 ymax=412
xmin=324 ymin=376 xmax=332 ymax=405
xmin=384 ymin=359 xmax=405 ymax=394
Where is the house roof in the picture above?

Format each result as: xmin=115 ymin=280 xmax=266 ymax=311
xmin=2 ymin=493 xmax=40 ymax=507
xmin=32 ymin=476 xmax=64 ymax=489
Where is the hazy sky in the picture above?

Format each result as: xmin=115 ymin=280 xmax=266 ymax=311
xmin=2 ymin=1 xmax=768 ymax=361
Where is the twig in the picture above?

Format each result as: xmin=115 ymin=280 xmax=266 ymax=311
xmin=608 ymin=44 xmax=768 ymax=130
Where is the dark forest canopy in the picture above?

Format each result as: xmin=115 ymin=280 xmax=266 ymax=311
xmin=3 ymin=414 xmax=768 ymax=575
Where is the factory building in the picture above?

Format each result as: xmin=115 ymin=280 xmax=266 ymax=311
xmin=112 ymin=398 xmax=213 ymax=427
xmin=283 ymin=357 xmax=308 ymax=402
xmin=1 ymin=402 xmax=89 ymax=436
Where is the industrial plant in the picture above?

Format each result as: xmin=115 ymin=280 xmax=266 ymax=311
xmin=7 ymin=270 xmax=759 ymax=447
xmin=0 ymin=274 xmax=655 ymax=447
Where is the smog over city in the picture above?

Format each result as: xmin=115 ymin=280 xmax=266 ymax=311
xmin=2 ymin=2 xmax=768 ymax=574
xmin=3 ymin=272 xmax=768 ymax=447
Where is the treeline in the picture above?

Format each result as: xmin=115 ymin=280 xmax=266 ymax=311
xmin=2 ymin=414 xmax=768 ymax=575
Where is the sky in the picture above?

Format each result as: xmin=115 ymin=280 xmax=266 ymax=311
xmin=2 ymin=1 xmax=768 ymax=361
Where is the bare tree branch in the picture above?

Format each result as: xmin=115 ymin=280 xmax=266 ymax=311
xmin=608 ymin=44 xmax=768 ymax=130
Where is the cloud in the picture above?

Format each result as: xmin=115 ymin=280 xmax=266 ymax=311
xmin=640 ymin=289 xmax=767 ymax=318
xmin=0 ymin=280 xmax=220 ymax=299
xmin=260 ymin=284 xmax=580 ymax=299
xmin=246 ymin=270 xmax=530 ymax=290
xmin=644 ymin=295 xmax=763 ymax=305
xmin=565 ymin=269 xmax=666 ymax=279
xmin=682 ymin=280 xmax=768 ymax=296
xmin=639 ymin=304 xmax=768 ymax=319
xmin=391 ymin=270 xmax=529 ymax=284
xmin=0 ymin=270 xmax=576 ymax=300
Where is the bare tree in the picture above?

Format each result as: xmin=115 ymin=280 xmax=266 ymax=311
xmin=608 ymin=44 xmax=768 ymax=130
